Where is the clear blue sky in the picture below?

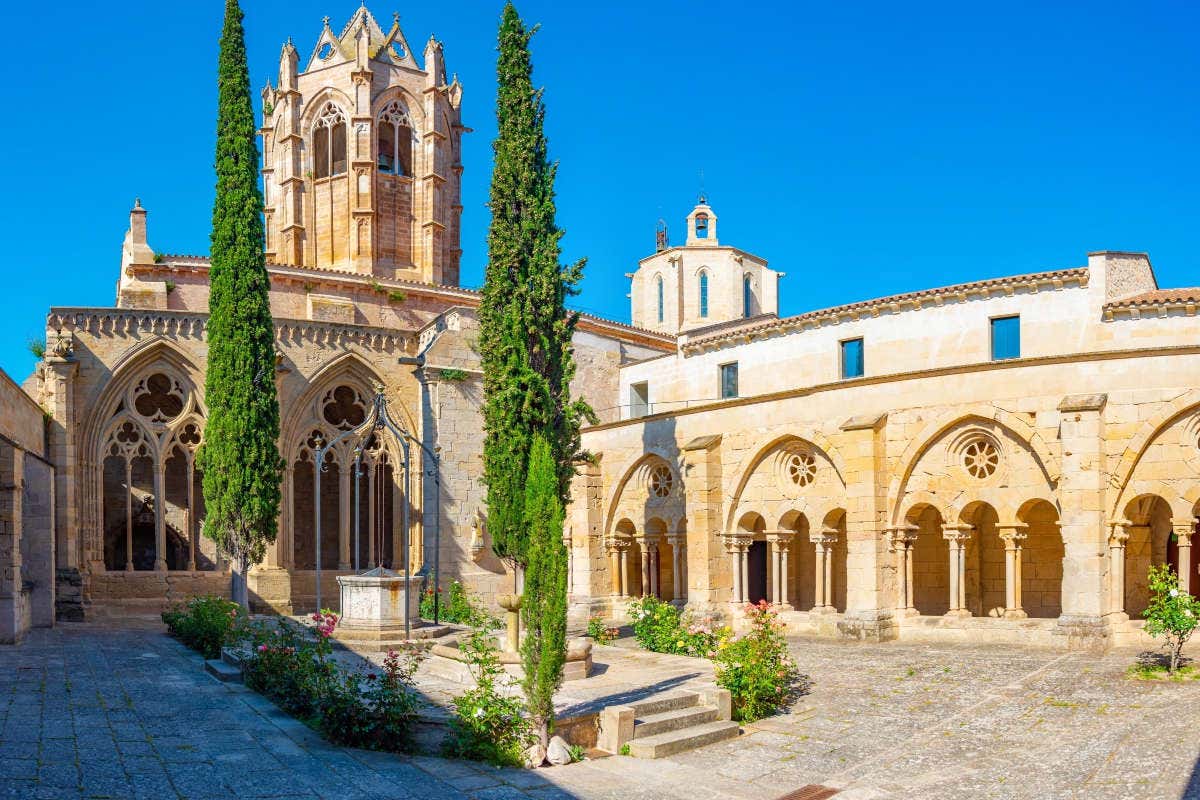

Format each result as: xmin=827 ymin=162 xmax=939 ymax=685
xmin=4 ymin=0 xmax=1197 ymax=380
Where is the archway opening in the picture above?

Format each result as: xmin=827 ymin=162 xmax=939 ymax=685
xmin=909 ymin=504 xmax=950 ymax=616
xmin=1018 ymin=500 xmax=1063 ymax=618
xmin=738 ymin=512 xmax=767 ymax=604
xmin=1123 ymin=494 xmax=1173 ymax=617
xmin=780 ymin=511 xmax=815 ymax=611
xmin=960 ymin=501 xmax=1004 ymax=618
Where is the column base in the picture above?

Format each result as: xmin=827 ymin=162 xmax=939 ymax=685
xmin=1054 ymin=614 xmax=1113 ymax=652
xmin=898 ymin=607 xmax=920 ymax=618
xmin=943 ymin=609 xmax=972 ymax=619
xmin=836 ymin=609 xmax=898 ymax=642
xmin=1002 ymin=608 xmax=1028 ymax=620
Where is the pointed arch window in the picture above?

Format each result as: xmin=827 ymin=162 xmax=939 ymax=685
xmin=743 ymin=274 xmax=753 ymax=318
xmin=312 ymin=103 xmax=347 ymax=179
xmin=699 ymin=271 xmax=709 ymax=318
xmin=655 ymin=275 xmax=665 ymax=323
xmin=377 ymin=101 xmax=414 ymax=177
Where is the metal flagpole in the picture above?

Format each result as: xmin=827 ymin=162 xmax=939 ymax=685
xmin=353 ymin=448 xmax=362 ymax=572
xmin=313 ymin=434 xmax=324 ymax=613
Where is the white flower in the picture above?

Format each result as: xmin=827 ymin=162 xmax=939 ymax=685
xmin=474 ymin=707 xmax=485 ymax=718
xmin=1170 ymin=588 xmax=1180 ymax=598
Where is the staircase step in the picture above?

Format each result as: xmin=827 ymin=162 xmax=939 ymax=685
xmin=204 ymin=659 xmax=242 ymax=683
xmin=627 ymin=720 xmax=740 ymax=759
xmin=629 ymin=690 xmax=700 ymax=716
xmin=634 ymin=705 xmax=719 ymax=738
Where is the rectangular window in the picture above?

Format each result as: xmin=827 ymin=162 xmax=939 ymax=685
xmin=630 ymin=382 xmax=649 ymax=419
xmin=990 ymin=315 xmax=1021 ymax=361
xmin=841 ymin=337 xmax=864 ymax=379
xmin=719 ymin=362 xmax=739 ymax=400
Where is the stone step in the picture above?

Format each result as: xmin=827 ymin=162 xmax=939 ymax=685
xmin=633 ymin=705 xmax=719 ymax=738
xmin=204 ymin=659 xmax=242 ymax=683
xmin=626 ymin=720 xmax=740 ymax=759
xmin=629 ymin=690 xmax=700 ymax=717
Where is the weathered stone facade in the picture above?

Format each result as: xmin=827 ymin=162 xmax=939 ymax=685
xmin=0 ymin=369 xmax=55 ymax=642
xmin=12 ymin=5 xmax=1199 ymax=657
xmin=572 ymin=210 xmax=1200 ymax=650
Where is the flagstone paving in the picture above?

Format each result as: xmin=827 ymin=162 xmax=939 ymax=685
xmin=3 ymin=624 xmax=1200 ymax=799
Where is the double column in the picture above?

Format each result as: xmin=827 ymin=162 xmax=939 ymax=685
xmin=726 ymin=535 xmax=751 ymax=604
xmin=641 ymin=536 xmax=660 ymax=598
xmin=886 ymin=525 xmax=917 ymax=615
xmin=942 ymin=524 xmax=972 ymax=616
xmin=608 ymin=539 xmax=631 ymax=598
xmin=667 ymin=533 xmax=687 ymax=602
xmin=811 ymin=530 xmax=840 ymax=612
xmin=1175 ymin=522 xmax=1195 ymax=596
xmin=998 ymin=524 xmax=1028 ymax=619
xmin=765 ymin=531 xmax=793 ymax=608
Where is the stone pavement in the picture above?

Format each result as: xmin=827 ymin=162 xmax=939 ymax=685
xmin=3 ymin=625 xmax=1200 ymax=799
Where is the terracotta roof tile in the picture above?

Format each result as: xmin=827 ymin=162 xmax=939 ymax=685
xmin=684 ymin=267 xmax=1089 ymax=350
xmin=1104 ymin=288 xmax=1200 ymax=308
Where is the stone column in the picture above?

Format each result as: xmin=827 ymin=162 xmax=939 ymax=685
xmin=886 ymin=526 xmax=917 ymax=615
xmin=767 ymin=533 xmax=783 ymax=605
xmin=942 ymin=525 xmax=972 ymax=616
xmin=1107 ymin=524 xmax=1129 ymax=618
xmin=608 ymin=544 xmax=621 ymax=597
xmin=564 ymin=530 xmax=574 ymax=597
xmin=153 ymin=464 xmax=167 ymax=572
xmin=818 ymin=531 xmax=840 ymax=611
xmin=767 ymin=531 xmax=793 ymax=608
xmin=44 ymin=353 xmax=79 ymax=572
xmin=740 ymin=541 xmax=750 ymax=603
xmin=998 ymin=524 xmax=1028 ymax=619
xmin=1056 ymin=394 xmax=1109 ymax=640
xmin=813 ymin=535 xmax=826 ymax=612
xmin=641 ymin=542 xmax=652 ymax=598
xmin=668 ymin=534 xmax=684 ymax=601
xmin=837 ymin=413 xmax=893 ymax=640
xmin=618 ymin=545 xmax=629 ymax=598
xmin=1174 ymin=523 xmax=1194 ymax=595
xmin=726 ymin=536 xmax=745 ymax=604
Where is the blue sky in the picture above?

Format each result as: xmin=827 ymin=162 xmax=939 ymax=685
xmin=3 ymin=0 xmax=1197 ymax=379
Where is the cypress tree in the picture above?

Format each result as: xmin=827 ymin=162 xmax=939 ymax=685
xmin=199 ymin=0 xmax=283 ymax=608
xmin=519 ymin=435 xmax=568 ymax=753
xmin=480 ymin=1 xmax=593 ymax=570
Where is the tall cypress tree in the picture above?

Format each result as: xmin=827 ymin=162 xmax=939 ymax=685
xmin=480 ymin=2 xmax=593 ymax=571
xmin=199 ymin=0 xmax=283 ymax=608
xmin=519 ymin=435 xmax=568 ymax=752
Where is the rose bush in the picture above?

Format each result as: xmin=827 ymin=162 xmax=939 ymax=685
xmin=712 ymin=600 xmax=806 ymax=722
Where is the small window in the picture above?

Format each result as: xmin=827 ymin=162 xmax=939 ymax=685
xmin=991 ymin=315 xmax=1020 ymax=361
xmin=841 ymin=338 xmax=864 ymax=379
xmin=699 ymin=271 xmax=709 ymax=318
xmin=655 ymin=276 xmax=664 ymax=323
xmin=630 ymin=382 xmax=649 ymax=419
xmin=719 ymin=363 xmax=738 ymax=400
xmin=695 ymin=212 xmax=709 ymax=238
xmin=742 ymin=274 xmax=753 ymax=318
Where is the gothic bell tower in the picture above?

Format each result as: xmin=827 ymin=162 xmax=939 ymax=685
xmin=259 ymin=6 xmax=466 ymax=285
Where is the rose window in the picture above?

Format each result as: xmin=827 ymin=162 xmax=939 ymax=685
xmin=963 ymin=439 xmax=999 ymax=479
xmin=133 ymin=373 xmax=184 ymax=422
xmin=322 ymin=386 xmax=366 ymax=430
xmin=649 ymin=465 xmax=673 ymax=498
xmin=786 ymin=452 xmax=817 ymax=487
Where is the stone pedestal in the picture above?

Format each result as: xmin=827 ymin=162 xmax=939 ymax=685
xmin=332 ymin=568 xmax=444 ymax=652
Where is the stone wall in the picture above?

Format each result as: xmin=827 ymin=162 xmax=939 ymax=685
xmin=0 ymin=368 xmax=54 ymax=644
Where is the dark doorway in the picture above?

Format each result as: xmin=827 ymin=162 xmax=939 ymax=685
xmin=747 ymin=540 xmax=768 ymax=604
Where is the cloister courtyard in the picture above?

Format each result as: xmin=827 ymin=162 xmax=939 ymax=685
xmin=2 ymin=621 xmax=1199 ymax=800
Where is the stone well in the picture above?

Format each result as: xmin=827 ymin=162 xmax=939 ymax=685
xmin=332 ymin=567 xmax=449 ymax=651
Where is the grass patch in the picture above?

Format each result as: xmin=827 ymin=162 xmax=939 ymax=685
xmin=1127 ymin=663 xmax=1200 ymax=682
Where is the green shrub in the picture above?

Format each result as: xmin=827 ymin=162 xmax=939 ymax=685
xmin=1143 ymin=564 xmax=1200 ymax=673
xmin=712 ymin=601 xmax=806 ymax=722
xmin=586 ymin=614 xmax=619 ymax=645
xmin=161 ymin=595 xmax=243 ymax=659
xmin=420 ymin=580 xmax=499 ymax=628
xmin=443 ymin=629 xmax=534 ymax=766
xmin=320 ymin=648 xmax=422 ymax=750
xmin=627 ymin=596 xmax=726 ymax=657
xmin=243 ymin=619 xmax=335 ymax=720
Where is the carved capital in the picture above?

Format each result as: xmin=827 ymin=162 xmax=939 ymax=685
xmin=941 ymin=524 xmax=974 ymax=543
